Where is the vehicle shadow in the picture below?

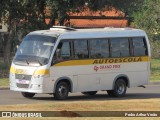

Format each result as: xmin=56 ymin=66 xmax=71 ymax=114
xmin=32 ymin=93 xmax=160 ymax=101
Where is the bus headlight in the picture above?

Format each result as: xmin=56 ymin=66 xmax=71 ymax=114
xmin=33 ymin=69 xmax=49 ymax=79
xmin=33 ymin=74 xmax=49 ymax=79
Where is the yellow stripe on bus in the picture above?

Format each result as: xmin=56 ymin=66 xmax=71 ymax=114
xmin=34 ymin=69 xmax=49 ymax=75
xmin=10 ymin=66 xmax=49 ymax=75
xmin=10 ymin=66 xmax=16 ymax=73
xmin=10 ymin=67 xmax=28 ymax=74
xmin=54 ymin=56 xmax=150 ymax=67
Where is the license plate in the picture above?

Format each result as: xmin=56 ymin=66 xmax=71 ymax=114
xmin=16 ymin=80 xmax=29 ymax=84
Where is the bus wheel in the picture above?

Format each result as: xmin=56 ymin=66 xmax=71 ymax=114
xmin=82 ymin=91 xmax=97 ymax=95
xmin=54 ymin=82 xmax=69 ymax=100
xmin=21 ymin=92 xmax=35 ymax=98
xmin=107 ymin=79 xmax=127 ymax=97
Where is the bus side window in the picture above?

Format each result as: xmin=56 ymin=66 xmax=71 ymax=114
xmin=110 ymin=38 xmax=130 ymax=58
xmin=73 ymin=40 xmax=89 ymax=59
xmin=90 ymin=39 xmax=109 ymax=58
xmin=54 ymin=41 xmax=71 ymax=63
xmin=132 ymin=37 xmax=148 ymax=56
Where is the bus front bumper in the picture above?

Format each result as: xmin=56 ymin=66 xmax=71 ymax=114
xmin=10 ymin=73 xmax=44 ymax=94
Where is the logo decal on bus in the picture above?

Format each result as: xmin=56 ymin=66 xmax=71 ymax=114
xmin=94 ymin=66 xmax=99 ymax=72
xmin=94 ymin=64 xmax=121 ymax=72
xmin=93 ymin=57 xmax=142 ymax=64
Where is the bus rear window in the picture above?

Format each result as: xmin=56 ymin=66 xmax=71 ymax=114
xmin=132 ymin=37 xmax=148 ymax=56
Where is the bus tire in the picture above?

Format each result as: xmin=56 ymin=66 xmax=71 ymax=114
xmin=82 ymin=91 xmax=97 ymax=95
xmin=107 ymin=79 xmax=127 ymax=97
xmin=21 ymin=92 xmax=35 ymax=98
xmin=54 ymin=82 xmax=69 ymax=100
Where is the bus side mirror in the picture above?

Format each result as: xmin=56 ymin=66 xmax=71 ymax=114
xmin=51 ymin=49 xmax=61 ymax=65
xmin=56 ymin=49 xmax=61 ymax=57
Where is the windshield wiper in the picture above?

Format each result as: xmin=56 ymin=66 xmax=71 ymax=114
xmin=36 ymin=58 xmax=43 ymax=66
xmin=25 ymin=59 xmax=29 ymax=65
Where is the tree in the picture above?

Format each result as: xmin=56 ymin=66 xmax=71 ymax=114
xmin=132 ymin=0 xmax=160 ymax=58
xmin=46 ymin=0 xmax=143 ymax=26
xmin=106 ymin=0 xmax=144 ymax=25
xmin=132 ymin=0 xmax=160 ymax=38
xmin=0 ymin=0 xmax=23 ymax=67
xmin=46 ymin=0 xmax=86 ymax=27
xmin=0 ymin=0 xmax=47 ymax=67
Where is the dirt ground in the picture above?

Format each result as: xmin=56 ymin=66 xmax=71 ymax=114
xmin=0 ymin=98 xmax=160 ymax=119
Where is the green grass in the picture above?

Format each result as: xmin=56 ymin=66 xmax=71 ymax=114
xmin=150 ymin=58 xmax=160 ymax=81
xmin=0 ymin=78 xmax=9 ymax=87
xmin=0 ymin=59 xmax=159 ymax=87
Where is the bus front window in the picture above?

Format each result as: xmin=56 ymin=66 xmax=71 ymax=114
xmin=14 ymin=35 xmax=56 ymax=66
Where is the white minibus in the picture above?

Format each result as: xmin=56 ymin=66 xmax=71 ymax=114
xmin=10 ymin=26 xmax=151 ymax=100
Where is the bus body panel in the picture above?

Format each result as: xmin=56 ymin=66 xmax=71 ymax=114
xmin=49 ymin=58 xmax=150 ymax=93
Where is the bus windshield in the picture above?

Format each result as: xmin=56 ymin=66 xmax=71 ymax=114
xmin=13 ymin=35 xmax=56 ymax=66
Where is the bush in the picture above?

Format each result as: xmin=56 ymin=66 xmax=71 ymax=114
xmin=150 ymin=40 xmax=160 ymax=58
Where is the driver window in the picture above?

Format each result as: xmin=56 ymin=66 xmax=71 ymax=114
xmin=54 ymin=41 xmax=71 ymax=62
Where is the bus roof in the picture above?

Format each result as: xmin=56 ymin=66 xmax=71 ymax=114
xmin=29 ymin=27 xmax=147 ymax=39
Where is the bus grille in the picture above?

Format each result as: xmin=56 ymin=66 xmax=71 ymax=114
xmin=15 ymin=74 xmax=32 ymax=80
xmin=17 ymin=83 xmax=29 ymax=88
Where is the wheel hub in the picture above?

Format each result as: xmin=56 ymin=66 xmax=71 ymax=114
xmin=117 ymin=83 xmax=125 ymax=94
xmin=58 ymin=86 xmax=67 ymax=97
